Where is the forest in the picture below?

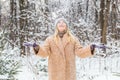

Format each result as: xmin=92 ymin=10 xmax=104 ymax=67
xmin=0 ymin=0 xmax=120 ymax=80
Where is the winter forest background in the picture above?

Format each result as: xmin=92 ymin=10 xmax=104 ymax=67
xmin=0 ymin=0 xmax=120 ymax=80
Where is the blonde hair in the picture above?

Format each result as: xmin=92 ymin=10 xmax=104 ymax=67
xmin=53 ymin=18 xmax=75 ymax=44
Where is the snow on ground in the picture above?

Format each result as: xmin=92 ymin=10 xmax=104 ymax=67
xmin=14 ymin=55 xmax=120 ymax=80
xmin=93 ymin=72 xmax=120 ymax=80
xmin=16 ymin=66 xmax=120 ymax=80
xmin=77 ymin=70 xmax=120 ymax=80
xmin=16 ymin=65 xmax=48 ymax=80
xmin=15 ymin=66 xmax=35 ymax=80
xmin=93 ymin=75 xmax=120 ymax=80
xmin=15 ymin=56 xmax=48 ymax=80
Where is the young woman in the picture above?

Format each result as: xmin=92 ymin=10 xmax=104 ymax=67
xmin=33 ymin=18 xmax=95 ymax=80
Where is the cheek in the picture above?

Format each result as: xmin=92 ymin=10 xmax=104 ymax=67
xmin=63 ymin=24 xmax=67 ymax=28
xmin=57 ymin=26 xmax=61 ymax=30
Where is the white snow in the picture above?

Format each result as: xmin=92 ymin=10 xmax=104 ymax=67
xmin=15 ymin=66 xmax=36 ymax=80
xmin=93 ymin=74 xmax=120 ymax=80
xmin=15 ymin=56 xmax=48 ymax=80
xmin=11 ymin=55 xmax=120 ymax=80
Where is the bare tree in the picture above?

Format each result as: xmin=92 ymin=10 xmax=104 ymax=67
xmin=94 ymin=0 xmax=98 ymax=23
xmin=100 ymin=0 xmax=110 ymax=44
xmin=111 ymin=0 xmax=119 ymax=39
xmin=103 ymin=0 xmax=110 ymax=44
xmin=0 ymin=0 xmax=1 ymax=26
xmin=19 ymin=0 xmax=28 ymax=55
xmin=85 ymin=0 xmax=89 ymax=22
xmin=100 ymin=0 xmax=105 ymax=43
xmin=9 ymin=0 xmax=17 ymax=45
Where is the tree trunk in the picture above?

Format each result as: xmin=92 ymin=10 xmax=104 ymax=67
xmin=100 ymin=0 xmax=110 ymax=44
xmin=85 ymin=0 xmax=89 ymax=22
xmin=111 ymin=0 xmax=117 ymax=39
xmin=19 ymin=0 xmax=28 ymax=55
xmin=0 ymin=0 xmax=1 ymax=26
xmin=102 ymin=0 xmax=110 ymax=44
xmin=100 ymin=0 xmax=105 ymax=43
xmin=43 ymin=0 xmax=50 ymax=35
xmin=10 ymin=0 xmax=17 ymax=48
xmin=94 ymin=0 xmax=98 ymax=23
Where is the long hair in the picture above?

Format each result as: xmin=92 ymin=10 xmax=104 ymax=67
xmin=53 ymin=18 xmax=75 ymax=44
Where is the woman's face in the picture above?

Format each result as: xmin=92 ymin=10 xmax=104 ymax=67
xmin=57 ymin=20 xmax=67 ymax=32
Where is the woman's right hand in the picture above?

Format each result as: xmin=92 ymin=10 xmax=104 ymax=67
xmin=23 ymin=42 xmax=39 ymax=54
xmin=33 ymin=45 xmax=40 ymax=55
xmin=90 ymin=44 xmax=96 ymax=55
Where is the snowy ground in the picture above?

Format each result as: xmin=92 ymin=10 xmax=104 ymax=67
xmin=15 ymin=65 xmax=120 ymax=80
xmin=15 ymin=65 xmax=48 ymax=80
xmin=15 ymin=56 xmax=48 ymax=80
xmin=14 ymin=55 xmax=120 ymax=80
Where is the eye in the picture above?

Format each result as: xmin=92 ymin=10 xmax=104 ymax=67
xmin=57 ymin=21 xmax=61 ymax=24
